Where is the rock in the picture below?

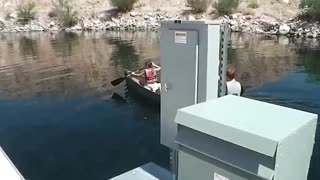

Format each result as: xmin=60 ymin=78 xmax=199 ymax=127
xmin=9 ymin=12 xmax=18 ymax=19
xmin=130 ymin=12 xmax=139 ymax=17
xmin=304 ymin=28 xmax=310 ymax=33
xmin=279 ymin=24 xmax=290 ymax=35
xmin=313 ymin=32 xmax=318 ymax=38
xmin=230 ymin=25 xmax=240 ymax=32
xmin=49 ymin=21 xmax=55 ymax=27
xmin=230 ymin=13 xmax=242 ymax=19
xmin=112 ymin=18 xmax=120 ymax=23
xmin=50 ymin=27 xmax=59 ymax=31
xmin=229 ymin=20 xmax=237 ymax=26
xmin=245 ymin=15 xmax=253 ymax=20
xmin=255 ymin=28 xmax=264 ymax=34
xmin=147 ymin=17 xmax=155 ymax=22
xmin=147 ymin=13 xmax=153 ymax=17
xmin=188 ymin=15 xmax=195 ymax=21
xmin=93 ymin=20 xmax=100 ymax=24
xmin=71 ymin=24 xmax=82 ymax=30
xmin=144 ymin=15 xmax=150 ymax=20
xmin=306 ymin=32 xmax=313 ymax=38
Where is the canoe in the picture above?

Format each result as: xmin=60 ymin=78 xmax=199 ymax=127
xmin=124 ymin=71 xmax=160 ymax=105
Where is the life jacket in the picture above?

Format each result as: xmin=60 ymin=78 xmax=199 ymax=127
xmin=145 ymin=68 xmax=156 ymax=83
xmin=226 ymin=79 xmax=242 ymax=96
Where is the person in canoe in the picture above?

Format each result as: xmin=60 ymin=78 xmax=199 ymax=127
xmin=131 ymin=61 xmax=161 ymax=93
xmin=226 ymin=67 xmax=244 ymax=96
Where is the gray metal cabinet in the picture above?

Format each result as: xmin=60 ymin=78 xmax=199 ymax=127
xmin=174 ymin=95 xmax=317 ymax=180
xmin=159 ymin=21 xmax=228 ymax=149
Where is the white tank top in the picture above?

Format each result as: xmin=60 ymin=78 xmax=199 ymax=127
xmin=227 ymin=79 xmax=242 ymax=96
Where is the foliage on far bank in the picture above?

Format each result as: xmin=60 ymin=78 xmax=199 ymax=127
xmin=51 ymin=0 xmax=78 ymax=27
xmin=186 ymin=0 xmax=212 ymax=13
xmin=299 ymin=0 xmax=320 ymax=21
xmin=248 ymin=0 xmax=259 ymax=9
xmin=215 ymin=0 xmax=240 ymax=15
xmin=110 ymin=0 xmax=139 ymax=12
xmin=17 ymin=1 xmax=36 ymax=24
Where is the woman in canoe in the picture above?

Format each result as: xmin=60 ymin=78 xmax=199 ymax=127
xmin=131 ymin=61 xmax=161 ymax=93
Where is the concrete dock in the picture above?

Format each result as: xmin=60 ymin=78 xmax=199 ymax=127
xmin=110 ymin=162 xmax=172 ymax=180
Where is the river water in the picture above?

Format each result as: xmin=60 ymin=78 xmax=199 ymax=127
xmin=0 ymin=31 xmax=319 ymax=180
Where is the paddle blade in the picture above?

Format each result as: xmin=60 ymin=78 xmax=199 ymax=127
xmin=111 ymin=77 xmax=125 ymax=86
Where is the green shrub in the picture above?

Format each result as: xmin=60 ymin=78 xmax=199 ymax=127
xmin=248 ymin=0 xmax=259 ymax=9
xmin=216 ymin=0 xmax=239 ymax=15
xmin=187 ymin=0 xmax=212 ymax=13
xmin=110 ymin=0 xmax=139 ymax=12
xmin=52 ymin=0 xmax=78 ymax=27
xmin=17 ymin=2 xmax=36 ymax=24
xmin=299 ymin=0 xmax=320 ymax=21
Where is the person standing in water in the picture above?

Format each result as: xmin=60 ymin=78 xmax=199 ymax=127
xmin=226 ymin=67 xmax=244 ymax=96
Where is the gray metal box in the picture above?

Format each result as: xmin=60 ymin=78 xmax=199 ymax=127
xmin=160 ymin=20 xmax=228 ymax=149
xmin=174 ymin=95 xmax=317 ymax=180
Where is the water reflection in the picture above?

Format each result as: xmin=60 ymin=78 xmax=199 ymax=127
xmin=20 ymin=36 xmax=38 ymax=57
xmin=296 ymin=49 xmax=320 ymax=83
xmin=50 ymin=32 xmax=80 ymax=57
xmin=228 ymin=33 xmax=297 ymax=90
xmin=108 ymin=37 xmax=141 ymax=70
xmin=0 ymin=32 xmax=319 ymax=180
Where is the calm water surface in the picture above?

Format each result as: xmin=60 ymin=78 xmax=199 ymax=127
xmin=0 ymin=32 xmax=319 ymax=180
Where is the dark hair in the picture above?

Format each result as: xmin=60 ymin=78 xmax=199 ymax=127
xmin=227 ymin=67 xmax=236 ymax=80
xmin=145 ymin=61 xmax=153 ymax=68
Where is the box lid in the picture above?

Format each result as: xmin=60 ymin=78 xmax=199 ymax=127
xmin=174 ymin=95 xmax=317 ymax=157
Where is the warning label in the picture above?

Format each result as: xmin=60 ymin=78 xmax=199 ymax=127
xmin=175 ymin=31 xmax=187 ymax=44
xmin=214 ymin=173 xmax=229 ymax=180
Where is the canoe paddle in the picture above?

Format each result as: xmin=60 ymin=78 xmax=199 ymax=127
xmin=111 ymin=77 xmax=125 ymax=86
xmin=111 ymin=67 xmax=144 ymax=86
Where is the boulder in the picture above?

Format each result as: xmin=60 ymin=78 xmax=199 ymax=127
xmin=279 ymin=24 xmax=290 ymax=35
xmin=49 ymin=21 xmax=55 ymax=27
xmin=130 ymin=12 xmax=140 ymax=17
xmin=9 ymin=12 xmax=18 ymax=19
xmin=313 ymin=32 xmax=318 ymax=38
xmin=188 ymin=15 xmax=195 ymax=21
xmin=306 ymin=32 xmax=313 ymax=38
xmin=255 ymin=28 xmax=264 ymax=34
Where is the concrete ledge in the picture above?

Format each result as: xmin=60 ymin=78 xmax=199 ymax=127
xmin=110 ymin=162 xmax=172 ymax=180
xmin=0 ymin=147 xmax=25 ymax=180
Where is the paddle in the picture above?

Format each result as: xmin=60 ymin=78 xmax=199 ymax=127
xmin=111 ymin=77 xmax=125 ymax=86
xmin=110 ymin=67 xmax=144 ymax=86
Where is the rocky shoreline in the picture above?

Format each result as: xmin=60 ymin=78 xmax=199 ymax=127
xmin=0 ymin=11 xmax=319 ymax=38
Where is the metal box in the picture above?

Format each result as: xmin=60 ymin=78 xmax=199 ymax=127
xmin=160 ymin=20 xmax=228 ymax=149
xmin=174 ymin=95 xmax=317 ymax=180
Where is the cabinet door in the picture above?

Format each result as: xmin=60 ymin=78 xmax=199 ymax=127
xmin=160 ymin=30 xmax=199 ymax=148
